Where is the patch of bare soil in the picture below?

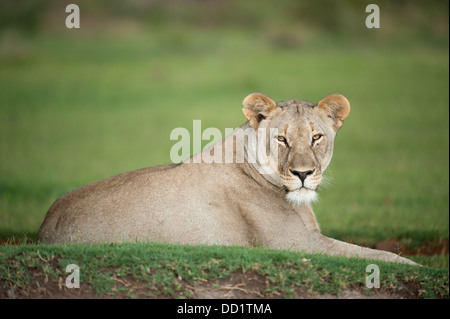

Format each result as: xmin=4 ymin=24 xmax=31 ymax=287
xmin=191 ymin=268 xmax=419 ymax=299
xmin=1 ymin=267 xmax=423 ymax=300
xmin=369 ymin=238 xmax=448 ymax=256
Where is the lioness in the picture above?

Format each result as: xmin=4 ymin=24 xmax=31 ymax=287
xmin=38 ymin=93 xmax=415 ymax=265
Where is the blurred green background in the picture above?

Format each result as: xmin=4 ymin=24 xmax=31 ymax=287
xmin=0 ymin=0 xmax=448 ymax=249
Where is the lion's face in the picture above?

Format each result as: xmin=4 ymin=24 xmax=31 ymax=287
xmin=242 ymin=93 xmax=350 ymax=206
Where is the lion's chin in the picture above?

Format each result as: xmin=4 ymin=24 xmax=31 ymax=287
xmin=286 ymin=188 xmax=318 ymax=206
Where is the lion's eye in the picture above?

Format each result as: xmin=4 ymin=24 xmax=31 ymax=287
xmin=277 ymin=135 xmax=287 ymax=144
xmin=312 ymin=134 xmax=323 ymax=145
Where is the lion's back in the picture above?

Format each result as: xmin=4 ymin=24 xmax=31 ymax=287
xmin=37 ymin=164 xmax=182 ymax=243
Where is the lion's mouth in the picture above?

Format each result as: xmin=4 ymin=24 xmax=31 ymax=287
xmin=295 ymin=186 xmax=316 ymax=194
xmin=285 ymin=185 xmax=317 ymax=193
xmin=281 ymin=175 xmax=321 ymax=194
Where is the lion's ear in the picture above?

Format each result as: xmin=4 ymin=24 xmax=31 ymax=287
xmin=242 ymin=93 xmax=278 ymax=130
xmin=317 ymin=94 xmax=351 ymax=131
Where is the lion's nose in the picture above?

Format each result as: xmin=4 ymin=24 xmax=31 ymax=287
xmin=291 ymin=169 xmax=315 ymax=185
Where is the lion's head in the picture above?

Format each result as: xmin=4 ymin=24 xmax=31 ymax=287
xmin=242 ymin=92 xmax=350 ymax=206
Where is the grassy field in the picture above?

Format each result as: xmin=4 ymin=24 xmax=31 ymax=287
xmin=1 ymin=242 xmax=448 ymax=299
xmin=1 ymin=31 xmax=448 ymax=244
xmin=0 ymin=0 xmax=448 ymax=298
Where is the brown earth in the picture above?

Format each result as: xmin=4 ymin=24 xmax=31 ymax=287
xmin=370 ymin=238 xmax=449 ymax=256
xmin=1 ymin=267 xmax=423 ymax=300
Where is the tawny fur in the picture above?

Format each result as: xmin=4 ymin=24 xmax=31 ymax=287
xmin=38 ymin=93 xmax=416 ymax=265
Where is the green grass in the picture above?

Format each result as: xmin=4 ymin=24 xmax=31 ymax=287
xmin=0 ymin=30 xmax=448 ymax=244
xmin=0 ymin=242 xmax=448 ymax=298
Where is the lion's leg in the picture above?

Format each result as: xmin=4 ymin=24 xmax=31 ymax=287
xmin=307 ymin=234 xmax=417 ymax=265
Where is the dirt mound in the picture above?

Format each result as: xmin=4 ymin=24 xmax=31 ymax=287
xmin=1 ymin=238 xmax=446 ymax=299
xmin=1 ymin=267 xmax=423 ymax=299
